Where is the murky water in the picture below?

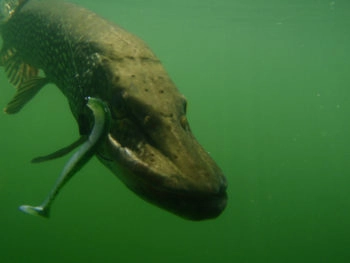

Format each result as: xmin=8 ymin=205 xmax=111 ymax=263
xmin=1 ymin=0 xmax=349 ymax=262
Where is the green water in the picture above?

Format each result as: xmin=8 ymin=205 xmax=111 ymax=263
xmin=1 ymin=0 xmax=350 ymax=262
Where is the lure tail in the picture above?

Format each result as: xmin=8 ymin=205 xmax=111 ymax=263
xmin=20 ymin=97 xmax=110 ymax=218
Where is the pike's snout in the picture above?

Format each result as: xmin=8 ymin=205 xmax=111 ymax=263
xmin=98 ymin=99 xmax=228 ymax=220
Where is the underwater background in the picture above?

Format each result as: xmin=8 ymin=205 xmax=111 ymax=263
xmin=1 ymin=0 xmax=350 ymax=262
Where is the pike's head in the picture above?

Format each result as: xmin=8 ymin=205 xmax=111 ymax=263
xmin=96 ymin=62 xmax=227 ymax=220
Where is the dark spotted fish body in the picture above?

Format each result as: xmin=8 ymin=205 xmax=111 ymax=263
xmin=1 ymin=0 xmax=156 ymax=127
xmin=0 ymin=0 xmax=227 ymax=220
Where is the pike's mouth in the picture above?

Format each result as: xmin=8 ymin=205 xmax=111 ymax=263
xmin=97 ymin=129 xmax=228 ymax=220
xmin=95 ymin=87 xmax=227 ymax=220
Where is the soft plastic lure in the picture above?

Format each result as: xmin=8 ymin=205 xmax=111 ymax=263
xmin=0 ymin=0 xmax=227 ymax=220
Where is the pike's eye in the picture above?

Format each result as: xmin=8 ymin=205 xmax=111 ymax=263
xmin=111 ymin=91 xmax=128 ymax=119
xmin=182 ymin=98 xmax=187 ymax=114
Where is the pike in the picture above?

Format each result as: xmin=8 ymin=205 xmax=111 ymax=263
xmin=0 ymin=0 xmax=227 ymax=220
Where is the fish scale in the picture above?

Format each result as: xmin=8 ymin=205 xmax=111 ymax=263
xmin=2 ymin=1 xmax=107 ymax=115
xmin=0 ymin=0 xmax=227 ymax=220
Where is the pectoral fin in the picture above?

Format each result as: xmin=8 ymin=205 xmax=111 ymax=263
xmin=5 ymin=77 xmax=49 ymax=114
xmin=1 ymin=47 xmax=48 ymax=114
xmin=1 ymin=47 xmax=39 ymax=85
xmin=31 ymin=136 xmax=87 ymax=163
xmin=19 ymin=97 xmax=111 ymax=218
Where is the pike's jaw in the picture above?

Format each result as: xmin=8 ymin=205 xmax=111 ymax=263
xmin=97 ymin=128 xmax=228 ymax=221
